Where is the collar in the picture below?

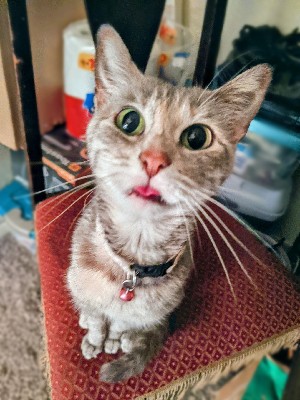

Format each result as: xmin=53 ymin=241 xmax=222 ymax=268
xmin=119 ymin=247 xmax=186 ymax=301
xmin=129 ymin=246 xmax=186 ymax=279
xmin=130 ymin=259 xmax=174 ymax=278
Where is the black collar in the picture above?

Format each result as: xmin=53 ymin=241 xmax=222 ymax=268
xmin=130 ymin=259 xmax=175 ymax=278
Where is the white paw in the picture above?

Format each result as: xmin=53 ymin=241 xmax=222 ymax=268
xmin=81 ymin=334 xmax=101 ymax=359
xmin=120 ymin=333 xmax=134 ymax=354
xmin=104 ymin=339 xmax=120 ymax=354
xmin=79 ymin=314 xmax=88 ymax=329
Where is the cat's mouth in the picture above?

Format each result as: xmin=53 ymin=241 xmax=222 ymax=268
xmin=130 ymin=185 xmax=165 ymax=204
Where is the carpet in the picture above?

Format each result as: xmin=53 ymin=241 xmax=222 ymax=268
xmin=0 ymin=234 xmax=49 ymax=400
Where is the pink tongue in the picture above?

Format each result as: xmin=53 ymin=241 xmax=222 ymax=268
xmin=134 ymin=186 xmax=161 ymax=199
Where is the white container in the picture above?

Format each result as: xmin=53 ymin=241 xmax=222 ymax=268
xmin=63 ymin=20 xmax=95 ymax=138
xmin=63 ymin=19 xmax=95 ymax=99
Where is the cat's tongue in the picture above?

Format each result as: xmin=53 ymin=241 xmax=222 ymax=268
xmin=132 ymin=186 xmax=162 ymax=202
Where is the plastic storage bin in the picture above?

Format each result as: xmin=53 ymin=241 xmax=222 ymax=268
xmin=218 ymin=118 xmax=300 ymax=221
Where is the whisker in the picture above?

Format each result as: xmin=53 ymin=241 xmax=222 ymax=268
xmin=194 ymin=189 xmax=276 ymax=261
xmin=174 ymin=172 xmax=216 ymax=197
xmin=38 ymin=188 xmax=95 ymax=233
xmin=32 ymin=169 xmax=116 ymax=214
xmin=30 ymin=160 xmax=90 ymax=166
xmin=15 ymin=173 xmax=96 ymax=200
xmin=175 ymin=177 xmax=272 ymax=266
xmin=37 ymin=180 xmax=95 ymax=213
xmin=182 ymin=198 xmax=236 ymax=300
xmin=64 ymin=189 xmax=95 ymax=244
xmin=199 ymin=199 xmax=268 ymax=269
xmin=190 ymin=198 xmax=256 ymax=287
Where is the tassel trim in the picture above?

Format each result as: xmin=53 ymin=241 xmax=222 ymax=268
xmin=137 ymin=325 xmax=300 ymax=400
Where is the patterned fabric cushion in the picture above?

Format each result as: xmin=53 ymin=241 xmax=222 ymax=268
xmin=36 ymin=190 xmax=300 ymax=400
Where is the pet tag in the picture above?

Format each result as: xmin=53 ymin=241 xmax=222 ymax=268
xmin=119 ymin=287 xmax=134 ymax=301
xmin=119 ymin=274 xmax=137 ymax=302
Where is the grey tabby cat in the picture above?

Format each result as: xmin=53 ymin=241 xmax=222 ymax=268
xmin=67 ymin=25 xmax=271 ymax=382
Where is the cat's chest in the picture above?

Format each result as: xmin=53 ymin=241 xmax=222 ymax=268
xmin=109 ymin=210 xmax=169 ymax=263
xmin=68 ymin=264 xmax=186 ymax=329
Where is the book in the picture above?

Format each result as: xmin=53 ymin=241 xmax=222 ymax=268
xmin=41 ymin=125 xmax=91 ymax=193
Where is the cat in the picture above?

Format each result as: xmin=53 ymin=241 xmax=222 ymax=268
xmin=66 ymin=24 xmax=272 ymax=383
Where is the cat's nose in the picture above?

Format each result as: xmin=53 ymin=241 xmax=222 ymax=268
xmin=139 ymin=149 xmax=171 ymax=178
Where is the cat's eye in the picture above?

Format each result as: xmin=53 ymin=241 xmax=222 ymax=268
xmin=180 ymin=124 xmax=212 ymax=150
xmin=115 ymin=107 xmax=145 ymax=136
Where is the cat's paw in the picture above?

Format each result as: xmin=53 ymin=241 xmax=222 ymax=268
xmin=120 ymin=333 xmax=134 ymax=353
xmin=81 ymin=334 xmax=101 ymax=359
xmin=104 ymin=338 xmax=120 ymax=354
xmin=79 ymin=314 xmax=88 ymax=329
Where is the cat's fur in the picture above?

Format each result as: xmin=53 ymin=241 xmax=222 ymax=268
xmin=67 ymin=25 xmax=272 ymax=382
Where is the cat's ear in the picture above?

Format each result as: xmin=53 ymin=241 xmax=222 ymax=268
xmin=95 ymin=25 xmax=143 ymax=104
xmin=211 ymin=64 xmax=272 ymax=142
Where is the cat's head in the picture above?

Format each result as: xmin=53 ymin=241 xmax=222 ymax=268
xmin=87 ymin=25 xmax=271 ymax=217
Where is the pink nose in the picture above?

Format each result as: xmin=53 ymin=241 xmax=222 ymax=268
xmin=139 ymin=149 xmax=171 ymax=178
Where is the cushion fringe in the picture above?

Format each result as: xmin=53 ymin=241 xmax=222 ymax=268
xmin=138 ymin=326 xmax=300 ymax=400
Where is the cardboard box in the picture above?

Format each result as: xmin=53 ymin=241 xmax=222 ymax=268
xmin=0 ymin=3 xmax=25 ymax=150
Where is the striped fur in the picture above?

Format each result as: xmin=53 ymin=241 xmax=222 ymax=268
xmin=67 ymin=25 xmax=272 ymax=382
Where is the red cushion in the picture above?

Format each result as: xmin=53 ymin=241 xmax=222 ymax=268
xmin=36 ymin=190 xmax=300 ymax=400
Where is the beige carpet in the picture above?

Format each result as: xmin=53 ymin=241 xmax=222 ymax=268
xmin=0 ymin=234 xmax=48 ymax=400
